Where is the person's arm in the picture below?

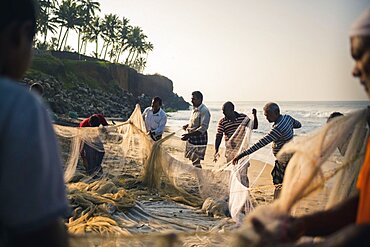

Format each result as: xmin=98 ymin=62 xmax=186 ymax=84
xmin=233 ymin=128 xmax=281 ymax=164
xmin=285 ymin=195 xmax=359 ymax=240
xmin=315 ymin=224 xmax=370 ymax=247
xmin=215 ymin=120 xmax=224 ymax=154
xmin=79 ymin=118 xmax=89 ymax=127
xmin=142 ymin=108 xmax=148 ymax=121
xmin=292 ymin=117 xmax=302 ymax=129
xmin=215 ymin=134 xmax=223 ymax=154
xmin=252 ymin=108 xmax=258 ymax=129
xmin=183 ymin=109 xmax=211 ymax=140
xmin=193 ymin=108 xmax=211 ymax=134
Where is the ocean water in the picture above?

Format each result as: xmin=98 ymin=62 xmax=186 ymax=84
xmin=166 ymin=101 xmax=369 ymax=163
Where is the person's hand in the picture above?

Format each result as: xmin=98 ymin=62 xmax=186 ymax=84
xmin=181 ymin=133 xmax=190 ymax=141
xmin=232 ymin=155 xmax=240 ymax=165
xmin=148 ymin=131 xmax=157 ymax=141
xmin=252 ymin=108 xmax=257 ymax=115
xmin=250 ymin=216 xmax=304 ymax=244
xmin=182 ymin=124 xmax=189 ymax=131
xmin=213 ymin=152 xmax=220 ymax=162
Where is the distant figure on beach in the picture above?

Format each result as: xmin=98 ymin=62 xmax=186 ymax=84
xmin=181 ymin=91 xmax=211 ymax=168
xmin=142 ymin=96 xmax=167 ymax=141
xmin=233 ymin=102 xmax=301 ymax=198
xmin=266 ymin=8 xmax=370 ymax=247
xmin=80 ymin=113 xmax=109 ymax=127
xmin=80 ymin=115 xmax=106 ymax=176
xmin=29 ymin=82 xmax=44 ymax=96
xmin=214 ymin=101 xmax=258 ymax=186
xmin=0 ymin=0 xmax=69 ymax=246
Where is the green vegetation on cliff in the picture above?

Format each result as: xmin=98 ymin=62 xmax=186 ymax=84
xmin=26 ymin=52 xmax=190 ymax=112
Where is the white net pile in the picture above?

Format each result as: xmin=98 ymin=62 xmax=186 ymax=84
xmin=54 ymin=105 xmax=368 ymax=246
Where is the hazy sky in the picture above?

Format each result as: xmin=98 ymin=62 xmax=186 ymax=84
xmin=95 ymin=0 xmax=370 ymax=101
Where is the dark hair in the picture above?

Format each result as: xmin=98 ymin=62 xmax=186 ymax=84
xmin=0 ymin=0 xmax=37 ymax=39
xmin=89 ymin=115 xmax=100 ymax=127
xmin=264 ymin=102 xmax=280 ymax=115
xmin=30 ymin=82 xmax=44 ymax=95
xmin=327 ymin=112 xmax=343 ymax=123
xmin=152 ymin=96 xmax=162 ymax=106
xmin=223 ymin=101 xmax=235 ymax=111
xmin=192 ymin=91 xmax=203 ymax=102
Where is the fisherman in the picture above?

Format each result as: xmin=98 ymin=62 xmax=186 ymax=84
xmin=181 ymin=91 xmax=211 ymax=168
xmin=142 ymin=96 xmax=167 ymax=141
xmin=233 ymin=102 xmax=301 ymax=198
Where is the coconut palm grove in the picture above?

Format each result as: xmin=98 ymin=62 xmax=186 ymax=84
xmin=36 ymin=0 xmax=153 ymax=73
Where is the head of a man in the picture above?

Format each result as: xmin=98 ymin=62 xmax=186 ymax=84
xmin=350 ymin=8 xmax=370 ymax=99
xmin=191 ymin=91 xmax=203 ymax=107
xmin=222 ymin=101 xmax=235 ymax=119
xmin=263 ymin=102 xmax=280 ymax=123
xmin=327 ymin=112 xmax=343 ymax=123
xmin=89 ymin=115 xmax=100 ymax=127
xmin=0 ymin=0 xmax=36 ymax=80
xmin=151 ymin=96 xmax=162 ymax=113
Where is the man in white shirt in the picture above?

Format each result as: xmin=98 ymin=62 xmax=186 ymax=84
xmin=142 ymin=96 xmax=167 ymax=141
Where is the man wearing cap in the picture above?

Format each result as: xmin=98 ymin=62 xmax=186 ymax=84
xmin=261 ymin=8 xmax=370 ymax=247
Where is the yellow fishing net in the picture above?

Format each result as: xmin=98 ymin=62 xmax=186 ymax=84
xmin=54 ymin=105 xmax=368 ymax=246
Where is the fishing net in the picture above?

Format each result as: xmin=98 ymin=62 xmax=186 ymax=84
xmin=55 ymin=105 xmax=368 ymax=246
xmin=232 ymin=108 xmax=368 ymax=246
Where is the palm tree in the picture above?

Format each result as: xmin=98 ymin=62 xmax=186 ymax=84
xmin=100 ymin=14 xmax=121 ymax=60
xmin=36 ymin=0 xmax=59 ymax=43
xmin=125 ymin=26 xmax=149 ymax=65
xmin=55 ymin=0 xmax=83 ymax=51
xmin=132 ymin=57 xmax=147 ymax=73
xmin=82 ymin=16 xmax=102 ymax=58
xmin=77 ymin=0 xmax=100 ymax=53
xmin=125 ymin=26 xmax=144 ymax=64
xmin=114 ymin=17 xmax=131 ymax=63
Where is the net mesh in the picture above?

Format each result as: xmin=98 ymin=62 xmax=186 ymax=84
xmin=54 ymin=105 xmax=368 ymax=246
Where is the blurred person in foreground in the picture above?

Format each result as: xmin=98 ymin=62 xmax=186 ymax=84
xmin=0 ymin=0 xmax=69 ymax=246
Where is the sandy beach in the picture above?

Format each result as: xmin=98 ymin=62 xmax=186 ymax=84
xmin=58 ymin=123 xmax=333 ymax=246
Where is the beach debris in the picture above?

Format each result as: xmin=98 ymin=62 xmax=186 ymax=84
xmin=201 ymin=197 xmax=230 ymax=218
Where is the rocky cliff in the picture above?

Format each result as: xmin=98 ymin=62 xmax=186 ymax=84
xmin=25 ymin=51 xmax=189 ymax=118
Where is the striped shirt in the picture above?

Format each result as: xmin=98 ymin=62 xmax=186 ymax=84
xmin=240 ymin=115 xmax=301 ymax=157
xmin=216 ymin=112 xmax=249 ymax=141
